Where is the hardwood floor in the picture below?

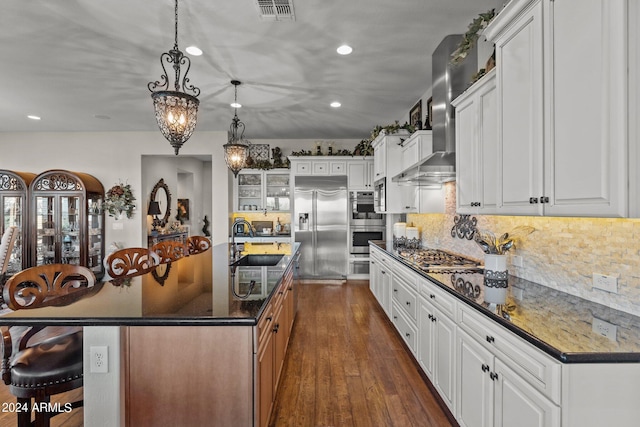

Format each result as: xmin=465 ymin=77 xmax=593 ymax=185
xmin=0 ymin=327 xmax=83 ymax=427
xmin=269 ymin=280 xmax=454 ymax=427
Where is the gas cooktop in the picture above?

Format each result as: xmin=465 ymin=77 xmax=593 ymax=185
xmin=396 ymin=248 xmax=482 ymax=273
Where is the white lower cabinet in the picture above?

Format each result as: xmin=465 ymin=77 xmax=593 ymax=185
xmin=457 ymin=329 xmax=560 ymax=427
xmin=369 ymin=248 xmax=392 ymax=317
xmin=418 ymin=294 xmax=457 ymax=414
xmin=368 ymin=244 xmax=640 ymax=427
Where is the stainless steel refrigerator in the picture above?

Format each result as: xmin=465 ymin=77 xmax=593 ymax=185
xmin=294 ymin=175 xmax=348 ymax=279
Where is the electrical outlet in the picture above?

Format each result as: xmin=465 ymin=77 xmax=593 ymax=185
xmin=512 ymin=255 xmax=523 ymax=268
xmin=90 ymin=346 xmax=109 ymax=373
xmin=592 ymin=317 xmax=617 ymax=341
xmin=592 ymin=273 xmax=618 ymax=293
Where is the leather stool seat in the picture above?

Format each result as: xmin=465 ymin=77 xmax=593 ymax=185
xmin=9 ymin=331 xmax=83 ymax=396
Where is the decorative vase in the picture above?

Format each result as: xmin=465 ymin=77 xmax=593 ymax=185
xmin=484 ymin=254 xmax=508 ymax=304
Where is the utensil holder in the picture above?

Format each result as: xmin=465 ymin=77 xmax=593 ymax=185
xmin=484 ymin=254 xmax=508 ymax=304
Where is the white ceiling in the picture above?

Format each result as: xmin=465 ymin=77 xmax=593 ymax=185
xmin=0 ymin=0 xmax=498 ymax=140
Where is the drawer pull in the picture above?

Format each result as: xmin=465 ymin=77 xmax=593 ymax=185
xmin=486 ymin=335 xmax=495 ymax=344
xmin=431 ymin=316 xmax=436 ymax=323
xmin=405 ymin=301 xmax=411 ymax=306
xmin=393 ymin=316 xmax=398 ymax=320
xmin=405 ymin=332 xmax=411 ymax=338
xmin=490 ymin=372 xmax=499 ymax=381
xmin=481 ymin=364 xmax=490 ymax=372
xmin=429 ymin=294 xmax=435 ymax=299
xmin=393 ymin=288 xmax=398 ymax=292
xmin=427 ymin=314 xmax=433 ymax=320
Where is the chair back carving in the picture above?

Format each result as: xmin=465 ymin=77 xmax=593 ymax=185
xmin=2 ymin=264 xmax=97 ymax=310
xmin=106 ymin=247 xmax=160 ymax=280
xmin=152 ymin=240 xmax=187 ymax=263
xmin=187 ymin=235 xmax=211 ymax=255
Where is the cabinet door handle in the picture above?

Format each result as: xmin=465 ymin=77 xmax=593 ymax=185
xmin=486 ymin=335 xmax=495 ymax=344
xmin=405 ymin=301 xmax=411 ymax=306
xmin=481 ymin=364 xmax=490 ymax=372
xmin=429 ymin=294 xmax=435 ymax=299
xmin=405 ymin=332 xmax=411 ymax=338
xmin=541 ymin=196 xmax=549 ymax=203
xmin=393 ymin=288 xmax=398 ymax=292
xmin=529 ymin=197 xmax=538 ymax=204
xmin=490 ymin=372 xmax=499 ymax=381
xmin=431 ymin=316 xmax=437 ymax=323
xmin=381 ymin=271 xmax=386 ymax=275
xmin=393 ymin=316 xmax=398 ymax=320
xmin=428 ymin=314 xmax=433 ymax=320
xmin=266 ymin=316 xmax=273 ymax=322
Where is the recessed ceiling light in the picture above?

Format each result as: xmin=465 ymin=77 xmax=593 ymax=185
xmin=93 ymin=114 xmax=111 ymax=120
xmin=185 ymin=46 xmax=203 ymax=56
xmin=230 ymin=102 xmax=242 ymax=108
xmin=336 ymin=45 xmax=353 ymax=55
xmin=27 ymin=115 xmax=41 ymax=120
xmin=330 ymin=101 xmax=341 ymax=108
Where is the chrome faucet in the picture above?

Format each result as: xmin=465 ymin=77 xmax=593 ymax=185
xmin=231 ymin=219 xmax=254 ymax=260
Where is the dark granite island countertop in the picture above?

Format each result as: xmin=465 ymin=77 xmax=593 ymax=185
xmin=0 ymin=242 xmax=301 ymax=326
xmin=370 ymin=241 xmax=640 ymax=363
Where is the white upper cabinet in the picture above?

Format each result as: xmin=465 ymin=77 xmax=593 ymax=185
xmin=486 ymin=0 xmax=545 ymax=216
xmin=484 ymin=0 xmax=630 ymax=217
xmin=543 ymin=0 xmax=627 ymax=217
xmin=453 ymin=70 xmax=499 ymax=215
xmin=347 ymin=159 xmax=374 ymax=190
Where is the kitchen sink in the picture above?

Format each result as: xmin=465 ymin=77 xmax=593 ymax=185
xmin=231 ymin=254 xmax=284 ymax=266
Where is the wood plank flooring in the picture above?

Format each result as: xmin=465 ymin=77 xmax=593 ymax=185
xmin=269 ymin=280 xmax=454 ymax=427
xmin=0 ymin=327 xmax=83 ymax=427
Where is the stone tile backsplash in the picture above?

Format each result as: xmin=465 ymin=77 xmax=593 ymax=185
xmin=407 ymin=183 xmax=640 ymax=316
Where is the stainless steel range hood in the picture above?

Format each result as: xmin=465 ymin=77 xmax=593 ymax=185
xmin=394 ymin=34 xmax=477 ymax=185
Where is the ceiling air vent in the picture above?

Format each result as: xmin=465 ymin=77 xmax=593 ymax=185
xmin=255 ymin=0 xmax=295 ymax=21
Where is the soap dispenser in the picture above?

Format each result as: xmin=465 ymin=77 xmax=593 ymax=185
xmin=275 ymin=217 xmax=282 ymax=234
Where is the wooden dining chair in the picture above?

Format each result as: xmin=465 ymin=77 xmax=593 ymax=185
xmin=1 ymin=264 xmax=96 ymax=427
xmin=151 ymin=240 xmax=188 ymax=263
xmin=105 ymin=247 xmax=160 ymax=285
xmin=186 ymin=235 xmax=211 ymax=255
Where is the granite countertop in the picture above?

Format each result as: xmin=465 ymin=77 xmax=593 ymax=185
xmin=371 ymin=241 xmax=640 ymax=363
xmin=0 ymin=243 xmax=300 ymax=327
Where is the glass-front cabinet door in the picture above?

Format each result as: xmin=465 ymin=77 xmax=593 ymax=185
xmin=235 ymin=170 xmax=291 ymax=213
xmin=265 ymin=172 xmax=290 ymax=212
xmin=237 ymin=172 xmax=263 ymax=212
xmin=31 ymin=170 xmax=105 ymax=279
xmin=0 ymin=170 xmax=35 ymax=274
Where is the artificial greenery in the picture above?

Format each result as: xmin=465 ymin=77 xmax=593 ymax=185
xmin=450 ymin=9 xmax=496 ymax=66
xmin=102 ymin=182 xmax=136 ymax=219
xmin=370 ymin=121 xmax=415 ymax=140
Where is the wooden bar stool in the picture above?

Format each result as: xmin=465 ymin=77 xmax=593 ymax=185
xmin=1 ymin=264 xmax=96 ymax=427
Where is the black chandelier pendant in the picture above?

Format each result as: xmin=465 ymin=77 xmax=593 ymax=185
xmin=148 ymin=0 xmax=200 ymax=155
xmin=224 ymin=80 xmax=250 ymax=178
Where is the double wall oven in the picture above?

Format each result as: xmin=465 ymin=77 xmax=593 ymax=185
xmin=349 ymin=191 xmax=385 ymax=275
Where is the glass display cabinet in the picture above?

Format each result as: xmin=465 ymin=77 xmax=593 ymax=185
xmin=30 ymin=170 xmax=105 ymax=279
xmin=235 ymin=170 xmax=290 ymax=213
xmin=237 ymin=172 xmax=263 ymax=212
xmin=265 ymin=172 xmax=290 ymax=212
xmin=0 ymin=170 xmax=36 ymax=274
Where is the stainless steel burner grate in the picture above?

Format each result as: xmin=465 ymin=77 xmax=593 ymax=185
xmin=397 ymin=248 xmax=481 ymax=272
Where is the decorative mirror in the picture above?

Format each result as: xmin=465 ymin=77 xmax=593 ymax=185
xmin=150 ymin=178 xmax=171 ymax=228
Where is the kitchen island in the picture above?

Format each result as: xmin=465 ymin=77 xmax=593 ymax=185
xmin=370 ymin=241 xmax=640 ymax=427
xmin=1 ymin=242 xmax=301 ymax=427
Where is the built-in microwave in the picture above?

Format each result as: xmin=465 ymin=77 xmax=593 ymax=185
xmin=350 ymin=191 xmax=383 ymax=221
xmin=373 ymin=177 xmax=386 ymax=213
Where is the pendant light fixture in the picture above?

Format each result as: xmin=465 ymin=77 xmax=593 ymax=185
xmin=148 ymin=0 xmax=200 ymax=155
xmin=224 ymin=80 xmax=251 ymax=178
